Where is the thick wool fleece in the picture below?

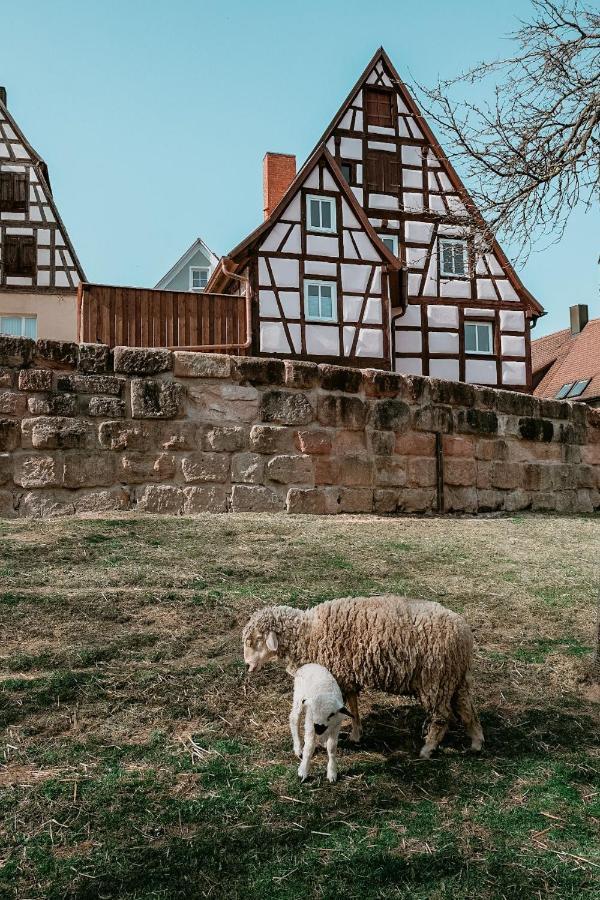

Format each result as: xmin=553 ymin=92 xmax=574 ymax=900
xmin=243 ymin=595 xmax=477 ymax=720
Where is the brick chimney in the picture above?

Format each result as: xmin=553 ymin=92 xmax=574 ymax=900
xmin=0 ymin=88 xmax=6 ymax=107
xmin=263 ymin=152 xmax=296 ymax=220
xmin=570 ymin=304 xmax=589 ymax=335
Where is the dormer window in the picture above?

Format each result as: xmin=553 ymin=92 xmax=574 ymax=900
xmin=306 ymin=195 xmax=336 ymax=234
xmin=0 ymin=171 xmax=27 ymax=213
xmin=190 ymin=267 xmax=209 ymax=291
xmin=439 ymin=238 xmax=468 ymax=278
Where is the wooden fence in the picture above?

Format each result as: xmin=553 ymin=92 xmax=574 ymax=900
xmin=77 ymin=283 xmax=251 ymax=352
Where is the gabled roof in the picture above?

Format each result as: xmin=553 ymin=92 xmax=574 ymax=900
xmin=315 ymin=47 xmax=544 ymax=318
xmin=207 ymin=144 xmax=401 ymax=293
xmin=533 ymin=317 xmax=600 ymax=401
xmin=0 ymin=91 xmax=51 ymax=187
xmin=155 ymin=237 xmax=219 ymax=289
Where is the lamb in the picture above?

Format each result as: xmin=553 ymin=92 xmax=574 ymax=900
xmin=290 ymin=664 xmax=351 ymax=783
xmin=243 ymin=594 xmax=484 ymax=759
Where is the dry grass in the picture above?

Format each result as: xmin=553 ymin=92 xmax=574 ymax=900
xmin=0 ymin=512 xmax=599 ymax=899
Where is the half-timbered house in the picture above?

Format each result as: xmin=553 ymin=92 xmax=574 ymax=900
xmin=0 ymin=87 xmax=85 ymax=341
xmin=208 ymin=48 xmax=544 ymax=390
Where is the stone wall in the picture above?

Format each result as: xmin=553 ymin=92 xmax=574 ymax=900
xmin=0 ymin=335 xmax=599 ymax=518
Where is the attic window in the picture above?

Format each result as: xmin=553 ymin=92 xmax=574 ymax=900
xmin=340 ymin=161 xmax=354 ymax=184
xmin=190 ymin=267 xmax=209 ymax=291
xmin=380 ymin=234 xmax=398 ymax=255
xmin=365 ymin=88 xmax=394 ymax=127
xmin=366 ymin=150 xmax=400 ymax=193
xmin=556 ymin=379 xmax=591 ymax=399
xmin=555 ymin=383 xmax=573 ymax=399
xmin=307 ymin=195 xmax=336 ymax=234
xmin=0 ymin=171 xmax=27 ymax=213
xmin=2 ymin=234 xmax=36 ymax=277
xmin=439 ymin=239 xmax=468 ymax=278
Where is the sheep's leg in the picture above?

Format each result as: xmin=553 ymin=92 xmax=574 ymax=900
xmin=346 ymin=693 xmax=362 ymax=743
xmin=326 ymin=725 xmax=341 ymax=783
xmin=420 ymin=712 xmax=450 ymax=759
xmin=289 ymin=700 xmax=303 ymax=759
xmin=298 ymin=711 xmax=316 ymax=782
xmin=453 ymin=678 xmax=484 ymax=751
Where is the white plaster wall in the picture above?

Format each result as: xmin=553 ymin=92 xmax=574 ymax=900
xmin=259 ymin=290 xmax=278 ymax=317
xmin=497 ymin=280 xmax=519 ymax=302
xmin=369 ymin=193 xmax=399 ymax=210
xmin=368 ymin=140 xmax=396 ymax=152
xmin=305 ymin=324 xmax=339 ymax=355
xmin=305 ymin=260 xmax=336 ymax=277
xmin=340 ymin=137 xmax=362 ymax=159
xmin=502 ymin=361 xmax=527 ymax=385
xmin=269 ymin=257 xmax=299 ymax=287
xmin=280 ymin=291 xmax=301 ymax=318
xmin=430 ymin=359 xmax=460 ymax=381
xmin=476 ymin=279 xmax=497 ymax=301
xmin=304 ymin=170 xmax=319 ymax=189
xmin=427 ymin=305 xmax=459 ymax=328
xmin=343 ymin=296 xmax=362 ymax=322
xmin=322 ymin=170 xmax=337 ymax=192
xmin=440 ymin=280 xmax=471 ymax=299
xmin=407 ymin=274 xmax=421 ymax=295
xmin=403 ymin=192 xmax=424 ymax=212
xmin=406 ymin=247 xmax=427 ymax=268
xmin=401 ymin=146 xmax=421 ymax=166
xmin=282 ymin=195 xmax=301 ymax=222
xmin=397 ymin=303 xmax=422 ymax=327
xmin=465 ymin=307 xmax=495 ymax=319
xmin=356 ymin=328 xmax=383 ymax=357
xmin=342 ymin=233 xmax=358 ymax=259
xmin=260 ymin=322 xmax=290 ymax=353
xmin=341 ymin=264 xmax=371 ymax=292
xmin=500 ymin=310 xmax=525 ymax=331
xmin=501 ymin=335 xmax=526 ymax=357
xmin=341 ymin=201 xmax=360 ymax=229
xmin=395 ymin=357 xmax=423 ymax=375
xmin=406 ymin=221 xmax=433 ymax=243
xmin=465 ymin=359 xmax=497 ymax=385
xmin=306 ymin=235 xmax=338 ymax=258
xmin=260 ymin=221 xmax=290 ymax=253
xmin=352 ymin=230 xmax=379 ymax=262
xmin=351 ymin=187 xmax=364 ymax=204
xmin=282 ymin=225 xmax=301 ymax=254
xmin=363 ymin=298 xmax=382 ymax=324
xmin=403 ymin=169 xmax=423 ymax=189
xmin=429 ymin=331 xmax=459 ymax=354
xmin=395 ymin=330 xmax=422 ymax=353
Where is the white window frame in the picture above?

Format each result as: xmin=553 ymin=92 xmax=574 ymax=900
xmin=304 ymin=280 xmax=337 ymax=323
xmin=0 ymin=314 xmax=37 ymax=339
xmin=379 ymin=234 xmax=398 ymax=256
xmin=306 ymin=194 xmax=336 ymax=235
xmin=439 ymin=238 xmax=469 ymax=278
xmin=189 ymin=266 xmax=209 ymax=291
xmin=464 ymin=321 xmax=493 ymax=355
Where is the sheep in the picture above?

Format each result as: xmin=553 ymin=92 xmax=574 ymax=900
xmin=243 ymin=594 xmax=484 ymax=759
xmin=290 ymin=663 xmax=351 ymax=783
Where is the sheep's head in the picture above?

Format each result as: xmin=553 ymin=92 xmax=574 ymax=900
xmin=308 ymin=694 xmax=352 ymax=736
xmin=242 ymin=610 xmax=281 ymax=673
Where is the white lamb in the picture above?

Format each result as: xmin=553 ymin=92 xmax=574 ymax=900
xmin=290 ymin=663 xmax=351 ymax=783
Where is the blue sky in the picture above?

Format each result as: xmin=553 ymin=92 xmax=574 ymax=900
xmin=2 ymin=0 xmax=597 ymax=336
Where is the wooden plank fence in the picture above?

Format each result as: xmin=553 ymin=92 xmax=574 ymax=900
xmin=78 ymin=283 xmax=250 ymax=352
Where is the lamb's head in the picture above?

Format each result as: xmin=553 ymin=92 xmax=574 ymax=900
xmin=242 ymin=605 xmax=300 ymax=673
xmin=307 ymin=693 xmax=352 ymax=736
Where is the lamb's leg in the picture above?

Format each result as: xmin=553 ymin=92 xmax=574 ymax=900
xmin=326 ymin=725 xmax=341 ymax=783
xmin=346 ymin=693 xmax=362 ymax=743
xmin=298 ymin=710 xmax=316 ymax=782
xmin=453 ymin=677 xmax=484 ymax=751
xmin=420 ymin=712 xmax=450 ymax=759
xmin=289 ymin=700 xmax=302 ymax=759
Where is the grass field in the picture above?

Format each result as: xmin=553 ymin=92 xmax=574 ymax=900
xmin=1 ymin=512 xmax=599 ymax=899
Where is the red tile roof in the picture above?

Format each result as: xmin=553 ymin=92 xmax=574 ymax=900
xmin=532 ymin=317 xmax=600 ymax=401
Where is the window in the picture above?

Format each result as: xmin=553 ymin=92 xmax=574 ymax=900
xmin=2 ymin=234 xmax=36 ymax=277
xmin=0 ymin=171 xmax=27 ymax=213
xmin=340 ymin=161 xmax=354 ymax=184
xmin=304 ymin=280 xmax=337 ymax=322
xmin=465 ymin=322 xmax=493 ymax=355
xmin=366 ymin=150 xmax=400 ymax=193
xmin=379 ymin=234 xmax=398 ymax=255
xmin=439 ymin=238 xmax=468 ymax=278
xmin=306 ymin=195 xmax=336 ymax=233
xmin=190 ymin=267 xmax=209 ymax=291
xmin=555 ymin=383 xmax=573 ymax=399
xmin=365 ymin=88 xmax=395 ymax=127
xmin=556 ymin=379 xmax=591 ymax=399
xmin=0 ymin=315 xmax=37 ymax=338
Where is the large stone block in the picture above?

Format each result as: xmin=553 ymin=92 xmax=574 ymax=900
xmin=114 ymin=347 xmax=173 ymax=375
xmin=443 ymin=436 xmax=475 ymax=458
xmin=407 ymin=456 xmax=436 ymax=487
xmin=23 ymin=416 xmax=94 ymax=450
xmin=74 ymin=487 xmax=130 ymax=513
xmin=63 ymin=452 xmax=116 ymax=488
xmin=490 ymin=461 xmax=522 ymax=490
xmin=371 ymin=399 xmax=410 ymax=431
xmin=494 ymin=390 xmax=536 ymax=417
xmin=173 ymin=351 xmax=232 ymax=379
xmin=230 ymin=484 xmax=285 ymax=512
xmin=313 ymin=457 xmax=339 ymax=485
xmin=233 ymin=356 xmax=286 ymax=386
xmin=363 ymin=369 xmax=406 ymax=398
xmin=284 ymin=360 xmax=319 ymax=389
xmin=119 ymin=452 xmax=176 ymax=484
xmin=295 ymin=430 xmax=332 ymax=455
xmin=286 ymin=487 xmax=340 ymax=515
xmin=396 ymin=487 xmax=436 ymax=512
xmin=338 ymin=456 xmax=373 ymax=487
xmin=188 ymin=381 xmax=259 ymax=423
xmin=266 ymin=454 xmax=313 ymax=484
xmin=181 ymin=452 xmax=230 ymax=483
xmin=523 ymin=463 xmax=554 ymax=492
xmin=373 ymin=488 xmax=400 ymax=514
xmin=261 ymin=390 xmax=314 ymax=426
xmin=136 ymin=485 xmax=183 ymax=514
xmin=318 ymin=364 xmax=362 ymax=393
xmin=28 ymin=393 xmax=78 ymax=417
xmin=339 ymin=487 xmax=373 ymax=513
xmin=34 ymin=339 xmax=78 ymax=370
xmin=17 ymin=491 xmax=75 ymax=518
xmin=183 ymin=485 xmax=227 ymax=514
xmin=18 ymin=369 xmax=53 ymax=392
xmin=78 ymin=343 xmax=111 ymax=374
xmin=160 ymin=422 xmax=199 ymax=451
xmin=14 ymin=454 xmax=64 ymax=488
xmin=232 ymin=452 xmax=265 ymax=484
xmin=249 ymin=424 xmax=294 ymax=454
xmin=455 ymin=408 xmax=498 ymax=435
xmin=369 ymin=430 xmax=395 ymax=456
xmin=503 ymin=489 xmax=532 ymax=512
xmin=0 ymin=453 xmax=12 ymax=485
xmin=0 ymin=335 xmax=34 ymax=367
xmin=0 ymin=488 xmax=16 ymax=518
xmin=317 ymin=395 xmax=367 ymax=430
xmin=394 ymin=432 xmax=436 ymax=457
xmin=0 ymin=391 xmax=27 ymax=416
xmin=557 ymin=422 xmax=587 ymax=446
xmin=88 ymin=397 xmax=126 ymax=418
xmin=0 ymin=368 xmax=13 ymax=388
xmin=444 ymin=458 xmax=476 ymax=486
xmin=376 ymin=458 xmax=408 ymax=487
xmin=203 ymin=425 xmax=248 ymax=452
xmin=98 ymin=421 xmax=152 ymax=451
xmin=518 ymin=417 xmax=554 ymax=442
xmin=57 ymin=374 xmax=124 ymax=396
xmin=131 ymin=380 xmax=185 ymax=419
xmin=477 ymin=489 xmax=506 ymax=512
xmin=429 ymin=379 xmax=476 ymax=408
xmin=445 ymin=486 xmax=478 ymax=513
xmin=413 ymin=405 xmax=453 ymax=434
xmin=332 ymin=430 xmax=367 ymax=455
xmin=0 ymin=419 xmax=19 ymax=451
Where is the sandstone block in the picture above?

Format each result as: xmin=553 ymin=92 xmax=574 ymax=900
xmin=531 ymin=492 xmax=557 ymax=511
xmin=0 ymin=368 xmax=13 ymax=388
xmin=557 ymin=422 xmax=587 ymax=446
xmin=394 ymin=432 xmax=436 ymax=457
xmin=24 ymin=417 xmax=93 ymax=451
xmin=88 ymin=397 xmax=126 ymax=418
xmin=554 ymin=491 xmax=578 ymax=513
xmin=338 ymin=456 xmax=373 ymax=487
xmin=261 ymin=390 xmax=314 ymax=426
xmin=130 ymin=380 xmax=185 ymax=419
xmin=582 ymin=444 xmax=600 ymax=466
xmin=317 ymin=395 xmax=366 ymax=430
xmin=119 ymin=452 xmax=176 ymax=483
xmin=314 ymin=457 xmax=339 ymax=485
xmin=494 ymin=390 xmax=536 ymax=417
xmin=455 ymin=407 xmax=498 ymax=435
xmin=476 ymin=489 xmax=505 ymax=512
xmin=18 ymin=369 xmax=53 ymax=392
xmin=373 ymin=488 xmax=400 ymax=514
xmin=445 ymin=485 xmax=478 ymax=512
xmin=476 ymin=462 xmax=491 ymax=489
xmin=233 ymin=356 xmax=286 ymax=386
xmin=98 ymin=421 xmax=151 ymax=451
xmin=444 ymin=458 xmax=476 ymax=486
xmin=551 ymin=464 xmax=577 ymax=491
xmin=75 ymin=487 xmax=130 ymax=513
xmin=475 ymin=438 xmax=509 ymax=462
xmin=17 ymin=491 xmax=75 ymax=518
xmin=318 ymin=364 xmax=362 ymax=393
xmin=413 ymin=405 xmax=453 ymax=434
xmin=173 ymin=351 xmax=232 ymax=379
xmin=490 ymin=461 xmax=522 ymax=490
xmin=575 ymin=489 xmax=594 ymax=513
xmin=396 ymin=487 xmax=436 ymax=512
xmin=0 ymin=419 xmax=19 ymax=451
xmin=160 ymin=423 xmax=199 ymax=451
xmin=78 ymin=343 xmax=111 ymax=374
xmin=136 ymin=485 xmax=183 ymax=514
xmin=523 ymin=464 xmax=554 ymax=492
xmin=249 ymin=424 xmax=294 ymax=453
xmin=63 ymin=452 xmax=116 ymax=488
xmin=518 ymin=417 xmax=554 ymax=442
xmin=0 ymin=453 xmax=12 ymax=485
xmin=0 ymin=335 xmax=34 ymax=367
xmin=57 ymin=374 xmax=124 ymax=396
xmin=286 ymin=487 xmax=340 ymax=515
xmin=284 ymin=360 xmax=319 ymax=389
xmin=230 ymin=484 xmax=285 ymax=512
xmin=0 ymin=488 xmax=15 ymax=518
xmin=187 ymin=381 xmax=259 ymax=423
xmin=183 ymin=485 xmax=227 ymax=514
xmin=339 ymin=487 xmax=373 ymax=513
xmin=203 ymin=425 xmax=248 ymax=452
xmin=376 ymin=458 xmax=408 ymax=487
xmin=370 ymin=430 xmax=395 ymax=456
xmin=363 ymin=369 xmax=406 ymax=398
xmin=181 ymin=452 xmax=230 ymax=483
xmin=0 ymin=391 xmax=27 ymax=416
xmin=332 ymin=430 xmax=367 ymax=454
xmin=407 ymin=457 xmax=437 ymax=487
xmin=538 ymin=398 xmax=570 ymax=420
xmin=443 ymin=436 xmax=475 ymax=458
xmin=232 ymin=452 xmax=265 ymax=484
xmin=266 ymin=454 xmax=313 ymax=484
xmin=371 ymin=398 xmax=410 ymax=431
xmin=503 ymin=490 xmax=532 ymax=512
xmin=28 ymin=393 xmax=78 ymax=417
xmin=14 ymin=454 xmax=63 ymax=488
xmin=430 ymin=379 xmax=476 ymax=408
xmin=295 ymin=430 xmax=332 ymax=455
xmin=34 ymin=339 xmax=78 ymax=370
xmin=114 ymin=347 xmax=173 ymax=375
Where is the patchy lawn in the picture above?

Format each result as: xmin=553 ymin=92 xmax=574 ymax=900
xmin=0 ymin=512 xmax=598 ymax=899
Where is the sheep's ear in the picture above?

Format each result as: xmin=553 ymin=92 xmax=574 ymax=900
xmin=340 ymin=706 xmax=353 ymax=718
xmin=266 ymin=631 xmax=278 ymax=652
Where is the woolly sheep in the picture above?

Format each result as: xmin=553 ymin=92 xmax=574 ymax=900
xmin=290 ymin=663 xmax=351 ymax=783
xmin=243 ymin=594 xmax=484 ymax=758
